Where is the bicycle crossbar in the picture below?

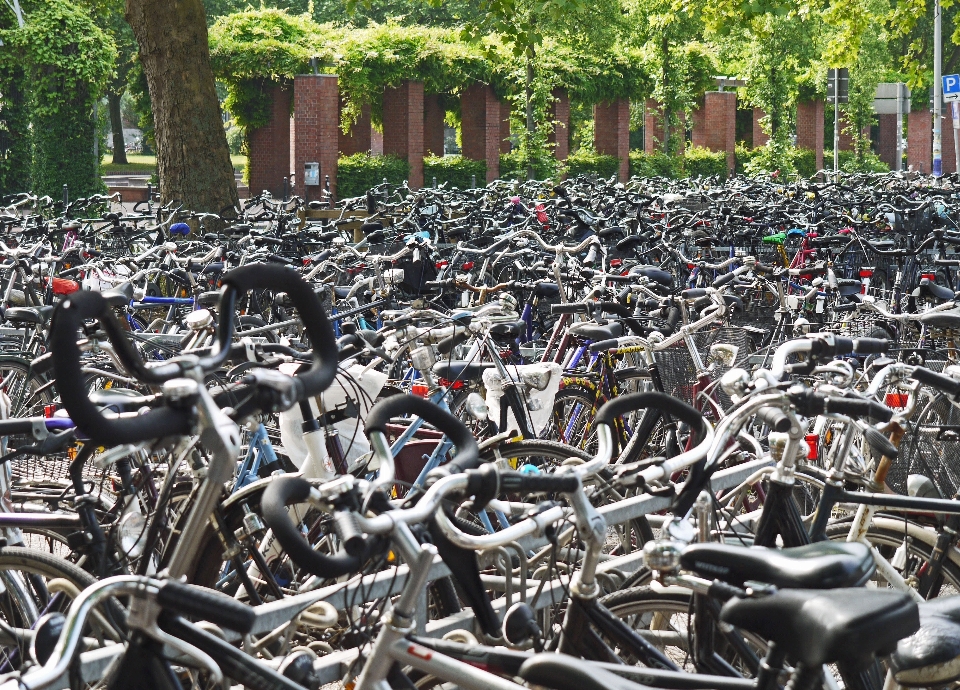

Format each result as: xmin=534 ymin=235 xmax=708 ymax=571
xmin=60 ymin=457 xmax=771 ymax=690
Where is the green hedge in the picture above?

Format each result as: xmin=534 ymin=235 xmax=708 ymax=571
xmin=498 ymin=151 xmax=561 ymax=181
xmin=423 ymin=155 xmax=486 ymax=189
xmin=684 ymin=146 xmax=727 ymax=179
xmin=337 ymin=153 xmax=409 ymax=198
xmin=629 ymin=151 xmax=682 ymax=179
xmin=735 ymin=143 xmax=757 ymax=175
xmin=825 ymin=149 xmax=890 ymax=173
xmin=794 ymin=148 xmax=817 ymax=178
xmin=565 ymin=150 xmax=620 ymax=179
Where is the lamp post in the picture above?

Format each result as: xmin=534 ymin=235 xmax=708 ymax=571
xmin=934 ymin=0 xmax=943 ymax=176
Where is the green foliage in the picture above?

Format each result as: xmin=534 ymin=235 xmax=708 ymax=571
xmin=423 ymin=155 xmax=486 ymax=188
xmin=0 ymin=0 xmax=115 ymax=197
xmin=825 ymin=148 xmax=890 ymax=173
xmin=684 ymin=146 xmax=727 ymax=179
xmin=734 ymin=142 xmax=757 ymax=175
xmin=499 ymin=150 xmax=560 ymax=180
xmin=565 ymin=150 xmax=620 ymax=179
xmin=629 ymin=150 xmax=682 ymax=178
xmin=337 ymin=153 xmax=410 ymax=198
xmin=0 ymin=66 xmax=31 ymax=194
xmin=794 ymin=147 xmax=818 ymax=177
xmin=128 ymin=59 xmax=155 ymax=154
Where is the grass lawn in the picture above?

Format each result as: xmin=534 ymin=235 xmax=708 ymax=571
xmin=102 ymin=154 xmax=246 ymax=176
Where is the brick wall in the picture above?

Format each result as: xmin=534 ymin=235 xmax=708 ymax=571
xmin=643 ymin=101 xmax=684 ymax=155
xmin=752 ymin=108 xmax=769 ymax=147
xmin=338 ymin=101 xmax=371 ymax=156
xmin=248 ymin=83 xmax=291 ymax=197
xmin=941 ymin=113 xmax=958 ymax=174
xmin=876 ymin=113 xmax=899 ymax=169
xmin=548 ymin=89 xmax=570 ymax=160
xmin=461 ymin=84 xmax=500 ymax=182
xmin=796 ymin=100 xmax=824 ymax=172
xmin=908 ymin=110 xmax=932 ymax=174
xmin=691 ymin=91 xmax=736 ymax=173
xmin=595 ymin=99 xmax=630 ymax=181
xmin=293 ymin=75 xmax=339 ymax=200
xmin=383 ymin=80 xmax=424 ymax=188
xmin=501 ymin=100 xmax=512 ymax=154
xmin=424 ymin=94 xmax=445 ymax=157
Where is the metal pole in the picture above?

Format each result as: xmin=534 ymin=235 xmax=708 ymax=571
xmin=934 ymin=0 xmax=943 ymax=176
xmin=833 ymin=70 xmax=840 ymax=178
xmin=93 ymin=99 xmax=99 ymax=167
xmin=953 ymin=101 xmax=960 ymax=173
xmin=896 ymin=84 xmax=904 ymax=171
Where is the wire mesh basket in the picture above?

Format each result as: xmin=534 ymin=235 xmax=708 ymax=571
xmin=653 ymin=327 xmax=754 ymax=414
xmin=889 ymin=392 xmax=960 ymax=497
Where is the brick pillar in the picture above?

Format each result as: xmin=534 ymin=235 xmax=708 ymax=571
xmin=548 ymin=89 xmax=570 ymax=160
xmin=691 ymin=91 xmax=736 ymax=173
xmin=643 ymin=101 xmax=684 ymax=155
xmin=942 ymin=115 xmax=958 ymax=174
xmin=908 ymin=110 xmax=932 ymax=174
xmin=877 ymin=114 xmax=898 ymax=169
xmin=338 ymin=102 xmax=371 ymax=156
xmin=294 ymin=74 xmax=339 ymax=200
xmin=500 ymin=100 xmax=512 ymax=154
xmin=753 ymin=108 xmax=769 ymax=147
xmin=461 ymin=84 xmax=500 ymax=183
xmin=247 ymin=83 xmax=291 ymax=197
xmin=796 ymin=100 xmax=825 ymax=172
xmin=595 ymin=99 xmax=630 ymax=181
xmin=423 ymin=94 xmax=445 ymax=157
xmin=383 ymin=80 xmax=424 ymax=188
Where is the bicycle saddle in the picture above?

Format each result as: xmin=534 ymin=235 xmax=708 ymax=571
xmin=5 ymin=306 xmax=54 ymax=325
xmin=628 ymin=265 xmax=674 ymax=287
xmin=919 ymin=309 xmax=960 ymax=329
xmin=518 ymin=653 xmax=643 ymax=690
xmin=433 ymin=360 xmax=494 ymax=382
xmin=568 ymin=321 xmax=623 ymax=342
xmin=680 ymin=541 xmax=874 ymax=589
xmin=721 ymin=588 xmax=918 ymax=668
xmin=102 ymin=281 xmax=134 ymax=306
xmin=489 ymin=320 xmax=526 ymax=339
xmin=534 ymin=281 xmax=560 ymax=298
xmin=913 ymin=277 xmax=955 ymax=303
xmin=89 ymin=388 xmax=157 ymax=414
xmin=197 ymin=291 xmax=221 ymax=307
xmin=892 ymin=596 xmax=960 ymax=686
xmin=836 ymin=278 xmax=863 ymax=296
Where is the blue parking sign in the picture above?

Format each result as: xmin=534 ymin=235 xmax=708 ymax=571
xmin=944 ymin=74 xmax=960 ymax=102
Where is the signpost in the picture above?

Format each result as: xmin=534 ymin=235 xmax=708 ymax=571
xmin=875 ymin=83 xmax=911 ymax=171
xmin=828 ymin=68 xmax=849 ymax=177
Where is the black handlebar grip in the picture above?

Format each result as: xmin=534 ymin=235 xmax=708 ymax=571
xmin=756 ymin=407 xmax=791 ymax=433
xmin=550 ymin=303 xmax=588 ymax=315
xmin=755 ymin=263 xmax=779 ymax=275
xmin=665 ymin=306 xmax=682 ymax=331
xmin=823 ymin=397 xmax=894 ymax=423
xmin=912 ymin=366 xmax=960 ymax=397
xmin=222 ymin=264 xmax=338 ymax=400
xmin=595 ymin=392 xmax=707 ymax=442
xmin=681 ymin=288 xmax=709 ymax=300
xmin=712 ymin=271 xmax=738 ymax=288
xmin=833 ymin=302 xmax=858 ymax=312
xmin=853 ymin=337 xmax=890 ymax=354
xmin=597 ymin=301 xmax=632 ymax=318
xmin=0 ymin=419 xmax=41 ymax=436
xmin=156 ymin=581 xmax=255 ymax=634
xmin=365 ymin=394 xmax=480 ymax=472
xmin=333 ymin=510 xmax=367 ymax=557
xmin=862 ymin=426 xmax=898 ymax=461
xmin=50 ymin=292 xmax=193 ymax=445
xmin=499 ymin=471 xmax=581 ymax=493
xmin=260 ymin=475 xmax=361 ymax=579
xmin=589 ymin=337 xmax=621 ymax=352
xmin=313 ymin=249 xmax=333 ymax=263
xmin=437 ymin=327 xmax=471 ymax=355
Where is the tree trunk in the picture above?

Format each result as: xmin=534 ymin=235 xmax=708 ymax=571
xmin=661 ymin=36 xmax=671 ymax=155
xmin=108 ymin=91 xmax=128 ymax=165
xmin=525 ymin=44 xmax=535 ymax=180
xmin=125 ymin=0 xmax=238 ymax=212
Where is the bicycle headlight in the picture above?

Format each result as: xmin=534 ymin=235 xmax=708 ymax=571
xmin=118 ymin=510 xmax=148 ymax=559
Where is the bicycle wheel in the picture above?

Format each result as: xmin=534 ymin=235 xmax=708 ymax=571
xmin=0 ymin=356 xmax=51 ymax=418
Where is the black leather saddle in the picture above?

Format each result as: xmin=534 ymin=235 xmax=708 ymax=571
xmin=569 ymin=321 xmax=623 ymax=342
xmin=433 ymin=361 xmax=494 ymax=382
xmin=89 ymin=388 xmax=156 ymax=414
xmin=721 ymin=588 xmax=918 ymax=668
xmin=680 ymin=541 xmax=875 ymax=589
xmin=892 ymin=596 xmax=960 ymax=686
